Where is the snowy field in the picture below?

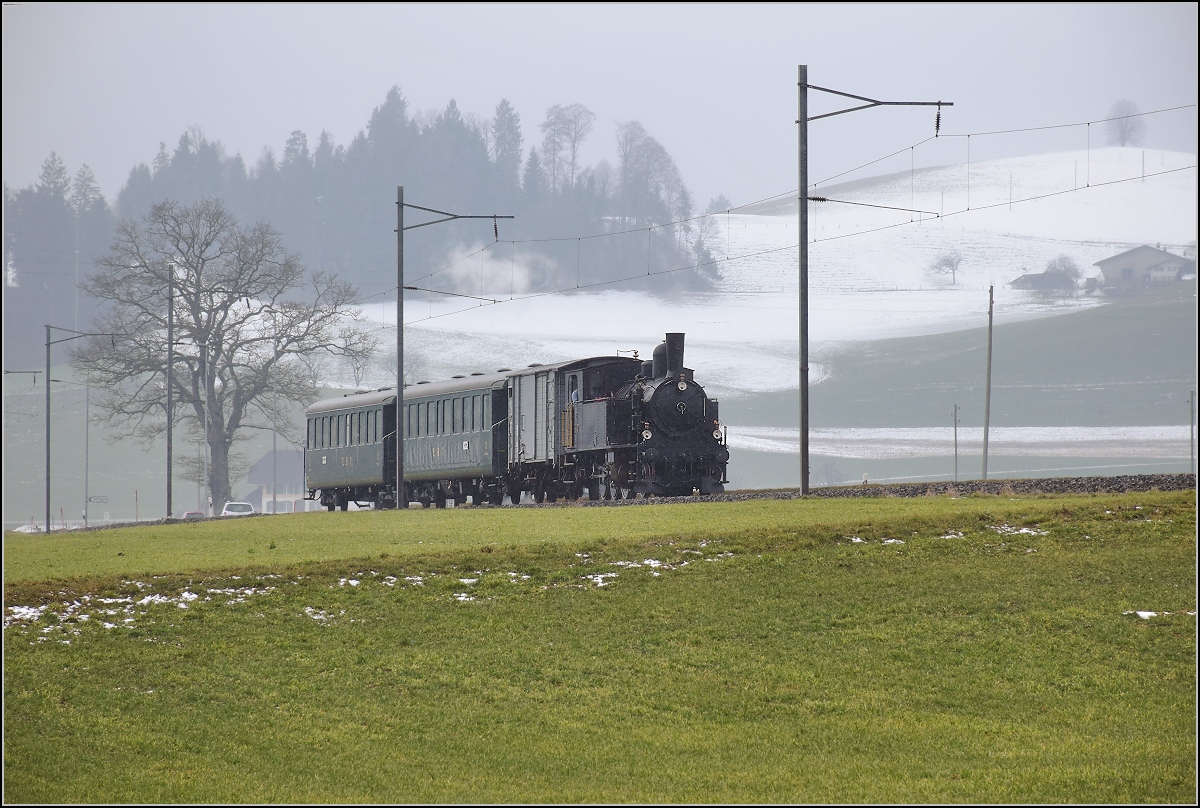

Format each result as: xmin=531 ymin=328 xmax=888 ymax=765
xmin=357 ymin=147 xmax=1195 ymax=399
xmin=728 ymin=425 xmax=1195 ymax=459
xmin=345 ymin=147 xmax=1194 ymax=481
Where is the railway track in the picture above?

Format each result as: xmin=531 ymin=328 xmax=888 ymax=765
xmin=29 ymin=474 xmax=1194 ymax=531
xmin=520 ymin=472 xmax=1197 ymax=507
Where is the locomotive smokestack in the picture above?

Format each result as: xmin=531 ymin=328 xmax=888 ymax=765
xmin=665 ymin=332 xmax=685 ymax=375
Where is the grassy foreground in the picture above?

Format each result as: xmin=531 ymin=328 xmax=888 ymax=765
xmin=4 ymin=491 xmax=1196 ymax=803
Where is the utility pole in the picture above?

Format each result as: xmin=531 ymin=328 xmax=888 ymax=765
xmin=953 ymin=403 xmax=959 ymax=483
xmin=272 ymin=354 xmax=278 ymax=515
xmin=199 ymin=340 xmax=211 ymax=517
xmin=166 ymin=261 xmax=175 ymax=519
xmin=45 ymin=326 xmax=50 ymax=532
xmin=797 ymin=66 xmax=809 ymax=495
xmin=796 ymin=66 xmax=950 ymax=494
xmin=44 ymin=325 xmax=121 ymax=533
xmin=395 ymin=187 xmax=513 ymax=509
xmin=982 ymin=286 xmax=994 ymax=480
xmin=1190 ymin=389 xmax=1195 ymax=475
xmin=396 ymin=187 xmax=404 ymax=509
xmin=84 ymin=377 xmax=90 ymax=528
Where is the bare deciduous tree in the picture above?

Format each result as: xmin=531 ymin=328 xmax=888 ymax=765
xmin=1044 ymin=254 xmax=1082 ymax=281
xmin=342 ymin=330 xmax=381 ymax=389
xmin=540 ymin=103 xmax=596 ymax=190
xmin=73 ymin=198 xmax=374 ymax=510
xmin=540 ymin=106 xmax=566 ymax=191
xmin=592 ymin=158 xmax=614 ymax=202
xmin=614 ymin=120 xmax=676 ymax=226
xmin=560 ymin=103 xmax=595 ymax=188
xmin=1105 ymin=99 xmax=1146 ymax=147
xmin=379 ymin=346 xmax=427 ymax=387
xmin=928 ymin=249 xmax=964 ymax=284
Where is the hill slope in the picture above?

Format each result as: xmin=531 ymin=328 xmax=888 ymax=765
xmin=360 ymin=147 xmax=1195 ymax=400
xmin=723 ymin=278 xmax=1197 ymax=430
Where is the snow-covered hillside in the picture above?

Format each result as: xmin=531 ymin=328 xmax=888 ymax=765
xmin=357 ymin=147 xmax=1195 ymax=398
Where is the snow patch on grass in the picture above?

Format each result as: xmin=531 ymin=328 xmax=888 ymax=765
xmin=991 ymin=524 xmax=1049 ymax=536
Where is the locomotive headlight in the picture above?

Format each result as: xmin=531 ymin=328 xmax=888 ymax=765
xmin=713 ymin=429 xmax=722 ymax=440
xmin=677 ymin=381 xmax=687 ymax=391
xmin=641 ymin=429 xmax=653 ymax=441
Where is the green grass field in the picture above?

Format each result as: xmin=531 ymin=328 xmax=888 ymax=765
xmin=4 ymin=491 xmax=1195 ymax=803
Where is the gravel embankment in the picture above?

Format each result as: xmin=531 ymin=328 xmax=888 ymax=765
xmin=561 ymin=473 xmax=1197 ymax=507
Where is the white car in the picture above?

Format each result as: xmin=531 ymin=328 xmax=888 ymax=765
xmin=220 ymin=502 xmax=255 ymax=517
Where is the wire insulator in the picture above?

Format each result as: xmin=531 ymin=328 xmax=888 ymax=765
xmin=935 ymin=103 xmax=942 ymax=137
xmin=493 ymin=217 xmax=499 ymax=241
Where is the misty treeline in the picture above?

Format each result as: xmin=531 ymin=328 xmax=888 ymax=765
xmin=4 ymin=87 xmax=725 ymax=367
xmin=3 ymin=155 xmax=115 ymax=366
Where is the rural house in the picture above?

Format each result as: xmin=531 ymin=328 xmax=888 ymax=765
xmin=1008 ymin=270 xmax=1077 ymax=292
xmin=1094 ymin=245 xmax=1194 ymax=293
xmin=244 ymin=449 xmax=316 ymax=513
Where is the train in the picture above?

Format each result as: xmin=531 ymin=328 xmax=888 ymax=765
xmin=303 ymin=332 xmax=729 ymax=509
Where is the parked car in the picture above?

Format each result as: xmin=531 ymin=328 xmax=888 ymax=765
xmin=220 ymin=502 xmax=255 ymax=517
xmin=180 ymin=511 xmax=205 ymax=520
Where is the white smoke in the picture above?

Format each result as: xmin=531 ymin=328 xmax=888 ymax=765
xmin=424 ymin=242 xmax=552 ymax=298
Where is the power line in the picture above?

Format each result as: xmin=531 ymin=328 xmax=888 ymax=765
xmin=22 ymin=155 xmax=1193 ymax=327
xmin=14 ymin=105 xmax=1196 ymax=332
xmin=812 ymin=136 xmax=937 ymax=188
xmin=372 ymin=155 xmax=1195 ymax=310
xmin=940 ymin=103 xmax=1197 ymax=138
xmin=391 ymin=163 xmax=1194 ymax=325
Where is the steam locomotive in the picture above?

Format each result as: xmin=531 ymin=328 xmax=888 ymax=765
xmin=304 ymin=332 xmax=729 ymax=509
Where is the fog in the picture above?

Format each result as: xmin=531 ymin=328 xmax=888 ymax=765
xmin=3 ymin=3 xmax=1196 ymax=208
xmin=2 ymin=3 xmax=1196 ymax=518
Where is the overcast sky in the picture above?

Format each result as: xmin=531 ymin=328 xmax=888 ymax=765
xmin=3 ymin=3 xmax=1196 ymax=210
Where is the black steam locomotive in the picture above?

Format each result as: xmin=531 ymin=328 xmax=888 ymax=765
xmin=304 ymin=333 xmax=729 ymax=509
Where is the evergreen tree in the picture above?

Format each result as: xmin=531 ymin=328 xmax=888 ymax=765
xmin=522 ymin=146 xmax=547 ymax=203
xmin=366 ymin=86 xmax=415 ymax=153
xmin=38 ymin=153 xmax=72 ymax=200
xmin=69 ymin=165 xmax=116 ymax=330
xmin=419 ymin=99 xmax=492 ymax=212
xmin=95 ymin=88 xmax=715 ymax=314
xmin=705 ymin=194 xmax=732 ymax=214
xmin=69 ymin=165 xmax=104 ymax=217
xmin=2 ymin=153 xmax=77 ymax=364
xmin=309 ymin=131 xmax=343 ymax=269
xmin=492 ymin=99 xmax=524 ymax=205
xmin=116 ymin=163 xmax=155 ymax=218
xmin=282 ymin=130 xmax=311 ymax=169
xmin=152 ymin=141 xmax=171 ymax=177
xmin=223 ymin=152 xmax=249 ymax=217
